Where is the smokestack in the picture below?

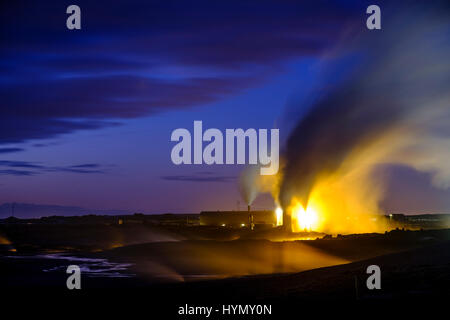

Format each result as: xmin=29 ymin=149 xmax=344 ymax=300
xmin=247 ymin=205 xmax=250 ymax=213
xmin=283 ymin=209 xmax=291 ymax=232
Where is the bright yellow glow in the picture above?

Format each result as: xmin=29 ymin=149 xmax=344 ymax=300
xmin=290 ymin=201 xmax=319 ymax=231
xmin=285 ymin=167 xmax=389 ymax=234
xmin=241 ymin=223 xmax=246 ymax=227
xmin=274 ymin=128 xmax=418 ymax=235
xmin=275 ymin=207 xmax=283 ymax=226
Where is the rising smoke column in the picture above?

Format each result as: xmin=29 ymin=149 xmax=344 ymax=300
xmin=239 ymin=164 xmax=282 ymax=207
xmin=279 ymin=2 xmax=450 ymax=232
xmin=239 ymin=165 xmax=260 ymax=206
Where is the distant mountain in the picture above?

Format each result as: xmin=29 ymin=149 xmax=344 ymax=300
xmin=0 ymin=203 xmax=132 ymax=218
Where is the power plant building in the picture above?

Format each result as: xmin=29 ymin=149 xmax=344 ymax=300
xmin=200 ymin=210 xmax=276 ymax=228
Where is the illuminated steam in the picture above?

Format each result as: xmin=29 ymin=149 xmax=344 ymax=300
xmin=239 ymin=165 xmax=260 ymax=205
xmin=278 ymin=3 xmax=450 ymax=233
xmin=239 ymin=165 xmax=282 ymax=206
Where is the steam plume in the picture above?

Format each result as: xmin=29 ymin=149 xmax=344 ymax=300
xmin=279 ymin=3 xmax=450 ymax=232
xmin=239 ymin=165 xmax=281 ymax=206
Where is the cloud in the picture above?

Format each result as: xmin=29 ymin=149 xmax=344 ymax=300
xmin=0 ymin=117 xmax=117 ymax=144
xmin=0 ymin=160 xmax=107 ymax=175
xmin=0 ymin=0 xmax=359 ymax=145
xmin=161 ymin=173 xmax=236 ymax=183
xmin=0 ymin=160 xmax=43 ymax=169
xmin=0 ymin=169 xmax=36 ymax=176
xmin=1 ymin=76 xmax=260 ymax=119
xmin=70 ymin=164 xmax=101 ymax=169
xmin=0 ymin=148 xmax=24 ymax=154
xmin=32 ymin=142 xmax=61 ymax=148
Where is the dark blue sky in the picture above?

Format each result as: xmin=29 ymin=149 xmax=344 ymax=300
xmin=1 ymin=0 xmax=448 ymax=214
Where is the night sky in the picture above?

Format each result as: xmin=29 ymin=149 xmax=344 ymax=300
xmin=1 ymin=0 xmax=449 ymax=215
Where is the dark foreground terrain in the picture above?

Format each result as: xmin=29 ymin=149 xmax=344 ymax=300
xmin=1 ymin=221 xmax=450 ymax=316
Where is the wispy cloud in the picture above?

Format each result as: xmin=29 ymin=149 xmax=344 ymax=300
xmin=161 ymin=173 xmax=236 ymax=183
xmin=0 ymin=160 xmax=108 ymax=176
xmin=0 ymin=148 xmax=24 ymax=154
xmin=69 ymin=164 xmax=101 ymax=169
xmin=0 ymin=160 xmax=43 ymax=169
xmin=0 ymin=169 xmax=35 ymax=176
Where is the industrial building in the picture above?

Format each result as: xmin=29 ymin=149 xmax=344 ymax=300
xmin=200 ymin=210 xmax=276 ymax=229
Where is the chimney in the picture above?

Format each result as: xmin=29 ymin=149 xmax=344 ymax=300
xmin=283 ymin=209 xmax=291 ymax=232
xmin=247 ymin=205 xmax=251 ymax=213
